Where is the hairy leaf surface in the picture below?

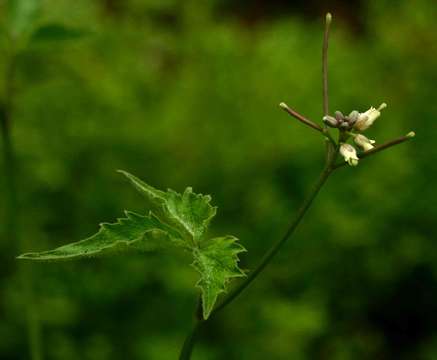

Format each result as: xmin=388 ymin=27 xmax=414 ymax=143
xmin=18 ymin=211 xmax=183 ymax=261
xmin=165 ymin=188 xmax=216 ymax=243
xmin=193 ymin=236 xmax=246 ymax=319
xmin=120 ymin=170 xmax=216 ymax=243
xmin=18 ymin=171 xmax=247 ymax=318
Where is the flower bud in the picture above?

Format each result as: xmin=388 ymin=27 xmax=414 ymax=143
xmin=354 ymin=103 xmax=387 ymax=131
xmin=354 ymin=134 xmax=375 ymax=151
xmin=340 ymin=143 xmax=359 ymax=166
xmin=323 ymin=115 xmax=338 ymax=128
xmin=335 ymin=111 xmax=344 ymax=121
xmin=347 ymin=110 xmax=359 ymax=125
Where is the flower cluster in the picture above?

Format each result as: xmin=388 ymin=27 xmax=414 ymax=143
xmin=323 ymin=103 xmax=386 ymax=166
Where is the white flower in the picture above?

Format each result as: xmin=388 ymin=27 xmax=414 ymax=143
xmin=340 ymin=143 xmax=359 ymax=166
xmin=354 ymin=134 xmax=376 ymax=151
xmin=354 ymin=103 xmax=387 ymax=131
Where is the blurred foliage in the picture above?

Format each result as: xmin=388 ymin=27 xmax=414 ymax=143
xmin=0 ymin=0 xmax=435 ymax=359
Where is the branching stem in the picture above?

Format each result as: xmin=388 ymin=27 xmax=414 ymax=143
xmin=333 ymin=132 xmax=415 ymax=169
xmin=279 ymin=102 xmax=323 ymax=132
xmin=211 ymin=163 xmax=335 ymax=316
xmin=279 ymin=102 xmax=336 ymax=145
xmin=178 ymin=11 xmax=414 ymax=360
xmin=178 ymin=13 xmax=338 ymax=360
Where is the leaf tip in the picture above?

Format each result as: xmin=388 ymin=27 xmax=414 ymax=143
xmin=116 ymin=169 xmax=129 ymax=176
xmin=201 ymin=296 xmax=215 ymax=320
xmin=16 ymin=252 xmax=41 ymax=261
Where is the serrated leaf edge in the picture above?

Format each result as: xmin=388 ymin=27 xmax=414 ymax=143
xmin=192 ymin=236 xmax=247 ymax=319
xmin=17 ymin=210 xmax=183 ymax=261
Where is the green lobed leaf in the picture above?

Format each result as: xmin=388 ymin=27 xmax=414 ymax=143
xmin=119 ymin=170 xmax=217 ymax=244
xmin=18 ymin=211 xmax=184 ymax=261
xmin=165 ymin=187 xmax=217 ymax=243
xmin=192 ymin=236 xmax=246 ymax=319
xmin=18 ymin=171 xmax=247 ymax=319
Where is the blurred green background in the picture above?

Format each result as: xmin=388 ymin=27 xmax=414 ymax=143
xmin=0 ymin=0 xmax=435 ymax=359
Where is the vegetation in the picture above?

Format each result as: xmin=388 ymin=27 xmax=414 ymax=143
xmin=1 ymin=1 xmax=434 ymax=359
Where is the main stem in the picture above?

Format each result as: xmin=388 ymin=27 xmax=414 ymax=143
xmin=1 ymin=44 xmax=42 ymax=360
xmin=214 ymin=163 xmax=334 ymax=315
xmin=179 ymin=160 xmax=336 ymax=360
xmin=178 ymin=319 xmax=204 ymax=360
xmin=180 ymin=12 xmax=336 ymax=359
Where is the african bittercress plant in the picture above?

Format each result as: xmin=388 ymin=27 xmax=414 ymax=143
xmin=18 ymin=12 xmax=416 ymax=360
